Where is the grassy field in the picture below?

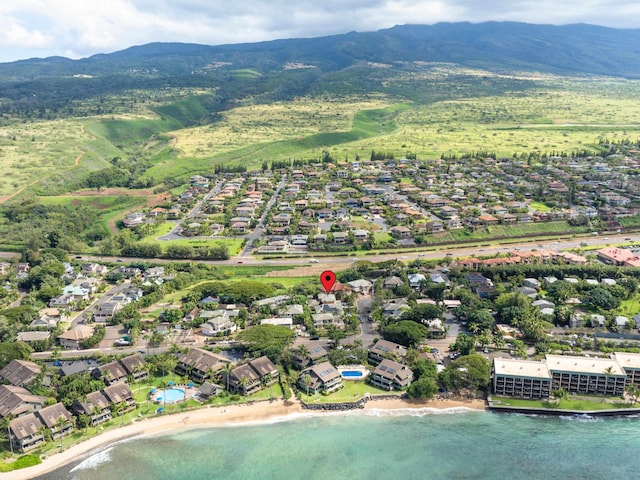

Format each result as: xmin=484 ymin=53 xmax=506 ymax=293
xmin=300 ymin=380 xmax=401 ymax=403
xmin=493 ymin=395 xmax=636 ymax=410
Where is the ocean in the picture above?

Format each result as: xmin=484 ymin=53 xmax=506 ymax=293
xmin=39 ymin=409 xmax=640 ymax=480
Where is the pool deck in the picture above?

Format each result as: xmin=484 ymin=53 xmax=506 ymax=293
xmin=150 ymin=385 xmax=198 ymax=404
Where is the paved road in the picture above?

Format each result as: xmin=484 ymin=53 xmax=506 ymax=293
xmin=239 ymin=174 xmax=288 ymax=257
xmin=159 ymin=180 xmax=224 ymax=241
xmin=73 ymin=232 xmax=640 ymax=269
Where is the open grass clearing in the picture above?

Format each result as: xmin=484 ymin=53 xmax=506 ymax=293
xmin=300 ymin=380 xmax=401 ymax=404
xmin=494 ymin=395 xmax=636 ymax=410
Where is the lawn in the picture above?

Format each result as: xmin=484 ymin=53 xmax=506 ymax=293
xmin=493 ymin=395 xmax=636 ymax=410
xmin=300 ymin=380 xmax=401 ymax=404
xmin=529 ymin=201 xmax=552 ymax=212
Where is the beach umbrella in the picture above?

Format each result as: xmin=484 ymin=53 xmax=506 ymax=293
xmin=157 ymin=397 xmax=163 ymax=402
xmin=187 ymin=382 xmax=195 ymax=387
xmin=168 ymin=381 xmax=175 ymax=386
xmin=150 ymin=388 xmax=157 ymax=394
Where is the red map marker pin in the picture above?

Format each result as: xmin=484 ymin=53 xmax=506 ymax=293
xmin=320 ymin=270 xmax=337 ymax=293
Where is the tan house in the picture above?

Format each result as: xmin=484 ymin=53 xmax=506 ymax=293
xmin=58 ymin=325 xmax=94 ymax=349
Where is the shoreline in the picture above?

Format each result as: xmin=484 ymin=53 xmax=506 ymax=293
xmin=3 ymin=397 xmax=486 ymax=480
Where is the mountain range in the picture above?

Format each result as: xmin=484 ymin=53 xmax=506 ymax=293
xmin=4 ymin=21 xmax=640 ymax=79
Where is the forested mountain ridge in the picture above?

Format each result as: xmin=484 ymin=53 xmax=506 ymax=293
xmin=4 ymin=22 xmax=640 ymax=80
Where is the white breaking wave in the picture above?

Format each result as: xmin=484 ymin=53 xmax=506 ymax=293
xmin=361 ymin=407 xmax=480 ymax=417
xmin=69 ymin=447 xmax=113 ymax=472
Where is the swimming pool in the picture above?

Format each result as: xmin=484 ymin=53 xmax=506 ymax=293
xmin=154 ymin=388 xmax=186 ymax=404
xmin=338 ymin=366 xmax=369 ymax=380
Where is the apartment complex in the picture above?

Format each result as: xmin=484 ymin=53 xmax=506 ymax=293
xmin=493 ymin=352 xmax=640 ymax=399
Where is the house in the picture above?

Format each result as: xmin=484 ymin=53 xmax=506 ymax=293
xmin=425 ymin=318 xmax=446 ymax=338
xmin=292 ymin=345 xmax=329 ymax=369
xmin=9 ymin=413 xmax=45 ymax=452
xmin=36 ymin=402 xmax=74 ymax=440
xmin=383 ymin=276 xmax=405 ymax=290
xmin=102 ymin=383 xmax=136 ymax=414
xmin=196 ymin=382 xmax=224 ymax=401
xmin=408 ymin=273 xmax=426 ymax=290
xmin=368 ymin=339 xmax=408 ymax=364
xmin=298 ymin=361 xmax=343 ymax=395
xmin=93 ymin=300 xmax=125 ymax=323
xmin=390 ymin=226 xmax=412 ymax=239
xmin=199 ymin=310 xmax=238 ymax=337
xmin=176 ymin=348 xmax=228 ymax=383
xmin=227 ymin=356 xmax=279 ymax=396
xmin=16 ymin=331 xmax=51 ymax=344
xmin=347 ymin=279 xmax=373 ymax=295
xmin=0 ymin=359 xmax=41 ymax=387
xmin=92 ymin=360 xmax=128 ymax=385
xmin=73 ymin=391 xmax=112 ymax=426
xmin=58 ymin=325 xmax=94 ymax=349
xmin=31 ymin=308 xmax=66 ymax=329
xmin=381 ymin=299 xmax=410 ymax=319
xmin=0 ymin=385 xmax=47 ymax=418
xmin=119 ymin=353 xmax=148 ymax=382
xmin=590 ymin=314 xmax=606 ymax=328
xmin=369 ymin=359 xmax=413 ymax=391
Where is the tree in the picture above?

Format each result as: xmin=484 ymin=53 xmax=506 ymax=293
xmin=451 ymin=333 xmax=475 ymax=356
xmin=236 ymin=325 xmax=295 ymax=362
xmin=626 ymin=383 xmax=640 ymax=404
xmin=222 ymin=362 xmax=233 ymax=392
xmin=407 ymin=377 xmax=438 ymax=399
xmin=296 ymin=345 xmax=310 ymax=367
xmin=582 ymin=287 xmax=621 ymax=311
xmin=438 ymin=354 xmax=490 ymax=394
xmin=302 ymin=373 xmax=312 ymax=400
xmin=381 ymin=321 xmax=429 ymax=347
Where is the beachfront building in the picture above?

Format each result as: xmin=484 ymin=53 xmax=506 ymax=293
xmin=35 ymin=402 xmax=74 ymax=440
xmin=92 ymin=360 xmax=128 ymax=385
xmin=102 ymin=383 xmax=136 ymax=415
xmin=492 ymin=354 xmax=629 ymax=398
xmin=9 ymin=413 xmax=45 ymax=452
xmin=368 ymin=339 xmax=408 ymax=365
xmin=546 ymin=354 xmax=626 ymax=396
xmin=227 ymin=356 xmax=279 ymax=396
xmin=73 ymin=391 xmax=112 ymax=426
xmin=298 ymin=362 xmax=343 ymax=395
xmin=292 ymin=345 xmax=329 ymax=369
xmin=492 ymin=359 xmax=552 ymax=399
xmin=613 ymin=352 xmax=640 ymax=385
xmin=176 ymin=348 xmax=229 ymax=383
xmin=369 ymin=359 xmax=413 ymax=391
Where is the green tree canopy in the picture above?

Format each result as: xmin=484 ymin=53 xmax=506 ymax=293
xmin=236 ymin=324 xmax=294 ymax=362
xmin=381 ymin=321 xmax=428 ymax=347
xmin=438 ymin=354 xmax=490 ymax=394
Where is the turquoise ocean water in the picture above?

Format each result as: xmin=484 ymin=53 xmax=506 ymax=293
xmin=39 ymin=409 xmax=640 ymax=480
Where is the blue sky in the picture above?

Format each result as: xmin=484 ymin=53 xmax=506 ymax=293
xmin=1 ymin=1 xmax=638 ymax=62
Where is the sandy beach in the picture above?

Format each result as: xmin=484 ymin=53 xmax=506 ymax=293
xmin=4 ymin=397 xmax=486 ymax=480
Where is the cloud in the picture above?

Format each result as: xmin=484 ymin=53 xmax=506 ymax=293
xmin=0 ymin=0 xmax=638 ymax=62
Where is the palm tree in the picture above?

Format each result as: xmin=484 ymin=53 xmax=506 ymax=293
xmin=239 ymin=375 xmax=249 ymax=395
xmin=626 ymin=383 xmax=640 ymax=405
xmin=222 ymin=362 xmax=233 ymax=392
xmin=263 ymin=373 xmax=274 ymax=400
xmin=297 ymin=345 xmax=310 ymax=367
xmin=302 ymin=373 xmax=312 ymax=401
